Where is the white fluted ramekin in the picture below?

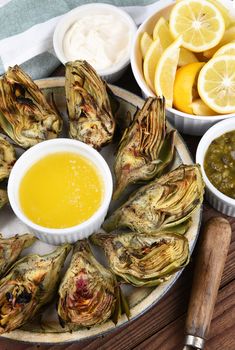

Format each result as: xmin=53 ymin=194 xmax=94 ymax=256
xmin=8 ymin=139 xmax=113 ymax=245
xmin=196 ymin=118 xmax=235 ymax=217
xmin=130 ymin=0 xmax=235 ymax=136
xmin=53 ymin=3 xmax=137 ymax=83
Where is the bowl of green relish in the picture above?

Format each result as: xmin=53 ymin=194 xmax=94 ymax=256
xmin=196 ymin=118 xmax=235 ymax=217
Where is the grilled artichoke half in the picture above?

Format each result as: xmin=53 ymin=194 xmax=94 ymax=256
xmin=91 ymin=231 xmax=189 ymax=287
xmin=65 ymin=60 xmax=115 ymax=149
xmin=0 ymin=244 xmax=71 ymax=334
xmin=113 ymin=97 xmax=175 ymax=199
xmin=0 ymin=65 xmax=62 ymax=148
xmin=0 ymin=189 xmax=7 ymax=209
xmin=0 ymin=233 xmax=36 ymax=277
xmin=103 ymin=164 xmax=204 ymax=234
xmin=58 ymin=240 xmax=129 ymax=329
xmin=0 ymin=136 xmax=16 ymax=182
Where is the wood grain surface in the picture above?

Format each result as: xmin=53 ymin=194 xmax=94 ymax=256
xmin=0 ymin=66 xmax=234 ymax=350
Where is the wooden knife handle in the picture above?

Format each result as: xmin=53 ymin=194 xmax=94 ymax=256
xmin=185 ymin=217 xmax=231 ymax=341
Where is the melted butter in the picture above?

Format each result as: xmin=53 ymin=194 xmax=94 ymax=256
xmin=19 ymin=152 xmax=103 ymax=229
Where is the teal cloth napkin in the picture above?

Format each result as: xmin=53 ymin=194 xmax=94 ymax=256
xmin=0 ymin=0 xmax=166 ymax=79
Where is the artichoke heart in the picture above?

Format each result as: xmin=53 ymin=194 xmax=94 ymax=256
xmin=58 ymin=240 xmax=128 ymax=329
xmin=0 ymin=189 xmax=7 ymax=209
xmin=113 ymin=97 xmax=175 ymax=199
xmin=0 ymin=65 xmax=62 ymax=148
xmin=0 ymin=244 xmax=71 ymax=334
xmin=65 ymin=60 xmax=115 ymax=149
xmin=0 ymin=233 xmax=36 ymax=277
xmin=103 ymin=164 xmax=204 ymax=234
xmin=91 ymin=231 xmax=189 ymax=287
xmin=0 ymin=136 xmax=16 ymax=182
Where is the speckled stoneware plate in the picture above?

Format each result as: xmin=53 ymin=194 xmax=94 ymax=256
xmin=0 ymin=77 xmax=202 ymax=344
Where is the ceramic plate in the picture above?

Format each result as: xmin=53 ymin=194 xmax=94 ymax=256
xmin=0 ymin=77 xmax=201 ymax=344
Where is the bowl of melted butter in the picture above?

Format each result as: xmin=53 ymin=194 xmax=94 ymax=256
xmin=8 ymin=139 xmax=113 ymax=244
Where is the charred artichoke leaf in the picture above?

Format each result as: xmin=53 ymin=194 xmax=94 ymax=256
xmin=0 ymin=244 xmax=71 ymax=334
xmin=91 ymin=231 xmax=189 ymax=287
xmin=161 ymin=218 xmax=192 ymax=235
xmin=65 ymin=60 xmax=115 ymax=149
xmin=0 ymin=65 xmax=62 ymax=148
xmin=113 ymin=97 xmax=175 ymax=199
xmin=58 ymin=239 xmax=128 ymax=329
xmin=0 ymin=233 xmax=36 ymax=277
xmin=103 ymin=164 xmax=204 ymax=234
xmin=106 ymin=85 xmax=120 ymax=122
xmin=0 ymin=189 xmax=7 ymax=209
xmin=0 ymin=136 xmax=16 ymax=181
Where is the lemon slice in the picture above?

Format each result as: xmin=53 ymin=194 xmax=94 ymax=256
xmin=169 ymin=0 xmax=225 ymax=52
xmin=214 ymin=42 xmax=235 ymax=57
xmin=173 ymin=62 xmax=205 ymax=114
xmin=153 ymin=17 xmax=173 ymax=48
xmin=143 ymin=38 xmax=162 ymax=92
xmin=178 ymin=48 xmax=199 ymax=67
xmin=191 ymin=98 xmax=216 ymax=115
xmin=155 ymin=36 xmax=182 ymax=107
xmin=140 ymin=32 xmax=153 ymax=58
xmin=198 ymin=55 xmax=235 ymax=114
xmin=204 ymin=26 xmax=235 ymax=58
xmin=175 ymin=0 xmax=231 ymax=28
xmin=206 ymin=0 xmax=231 ymax=28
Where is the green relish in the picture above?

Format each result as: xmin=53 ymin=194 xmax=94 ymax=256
xmin=204 ymin=130 xmax=235 ymax=199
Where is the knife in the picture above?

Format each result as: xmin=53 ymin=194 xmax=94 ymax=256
xmin=183 ymin=216 xmax=231 ymax=350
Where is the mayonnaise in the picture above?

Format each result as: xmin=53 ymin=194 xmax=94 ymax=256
xmin=63 ymin=11 xmax=132 ymax=71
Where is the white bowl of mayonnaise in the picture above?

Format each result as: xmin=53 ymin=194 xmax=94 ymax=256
xmin=53 ymin=3 xmax=137 ymax=83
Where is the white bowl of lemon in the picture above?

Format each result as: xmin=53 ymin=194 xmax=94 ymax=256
xmin=131 ymin=0 xmax=235 ymax=135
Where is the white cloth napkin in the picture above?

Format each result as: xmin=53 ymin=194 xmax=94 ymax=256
xmin=0 ymin=0 xmax=234 ymax=78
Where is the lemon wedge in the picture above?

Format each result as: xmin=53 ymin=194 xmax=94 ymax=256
xmin=143 ymin=38 xmax=162 ymax=92
xmin=198 ymin=55 xmax=235 ymax=114
xmin=152 ymin=16 xmax=198 ymax=67
xmin=140 ymin=32 xmax=153 ymax=58
xmin=169 ymin=0 xmax=225 ymax=52
xmin=173 ymin=62 xmax=205 ymax=114
xmin=191 ymin=99 xmax=216 ymax=116
xmin=214 ymin=42 xmax=235 ymax=57
xmin=204 ymin=26 xmax=235 ymax=58
xmin=155 ymin=36 xmax=182 ymax=107
xmin=178 ymin=48 xmax=199 ymax=67
xmin=153 ymin=17 xmax=173 ymax=48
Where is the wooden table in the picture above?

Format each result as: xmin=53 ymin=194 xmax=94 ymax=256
xmin=1 ymin=67 xmax=234 ymax=350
